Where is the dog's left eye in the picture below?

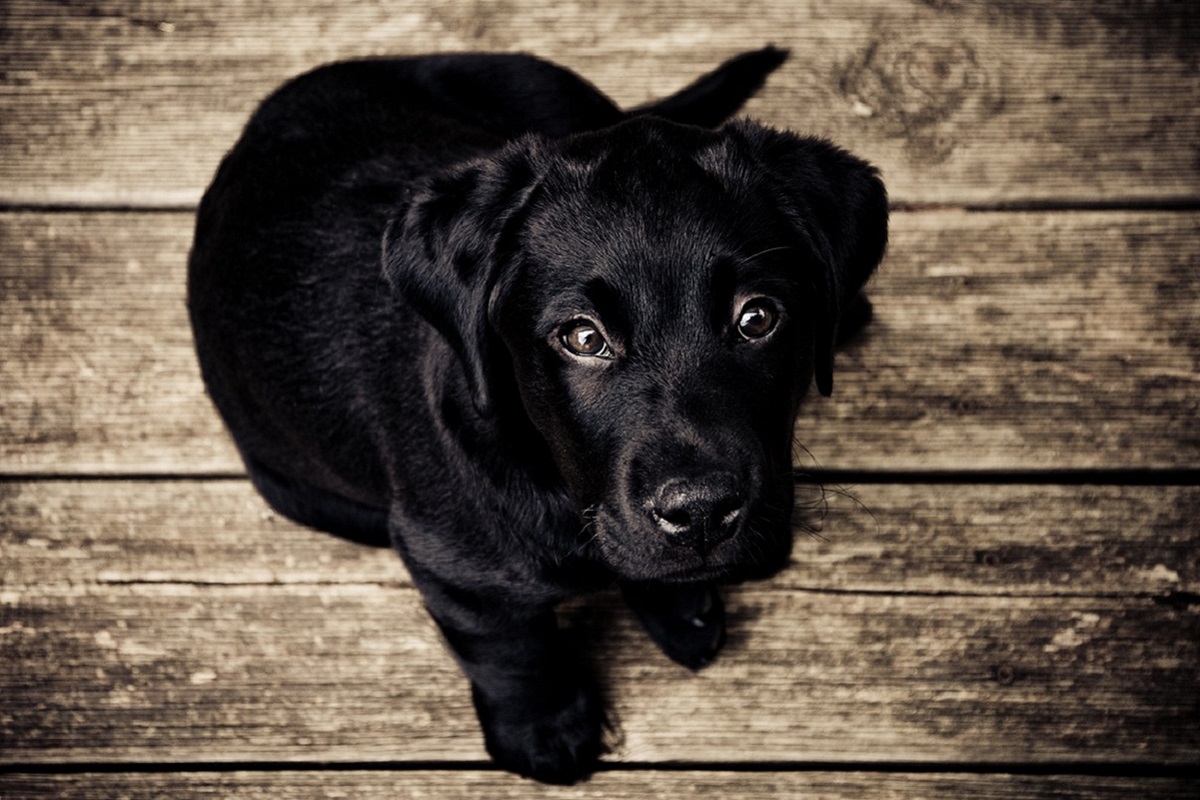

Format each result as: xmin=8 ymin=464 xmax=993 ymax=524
xmin=560 ymin=320 xmax=613 ymax=359
xmin=735 ymin=299 xmax=779 ymax=340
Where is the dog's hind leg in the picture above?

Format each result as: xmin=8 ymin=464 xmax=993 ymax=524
xmin=629 ymin=46 xmax=790 ymax=129
xmin=241 ymin=454 xmax=391 ymax=547
xmin=621 ymin=582 xmax=727 ymax=670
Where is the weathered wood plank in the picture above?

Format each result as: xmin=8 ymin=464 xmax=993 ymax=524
xmin=0 ymin=212 xmax=237 ymax=473
xmin=3 ymin=210 xmax=1196 ymax=473
xmin=2 ymin=480 xmax=1196 ymax=597
xmin=799 ymin=209 xmax=1200 ymax=469
xmin=3 ymin=771 xmax=1198 ymax=800
xmin=1 ymin=0 xmax=1197 ymax=205
xmin=0 ymin=480 xmax=406 ymax=587
xmin=2 ymin=585 xmax=1196 ymax=764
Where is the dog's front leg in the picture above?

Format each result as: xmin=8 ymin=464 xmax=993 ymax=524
xmin=427 ymin=600 xmax=607 ymax=784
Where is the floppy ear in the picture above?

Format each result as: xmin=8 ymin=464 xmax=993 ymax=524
xmin=729 ymin=121 xmax=888 ymax=396
xmin=382 ymin=143 xmax=541 ymax=416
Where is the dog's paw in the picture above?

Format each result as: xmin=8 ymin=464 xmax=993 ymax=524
xmin=471 ymin=680 xmax=607 ymax=785
xmin=624 ymin=583 xmax=726 ymax=670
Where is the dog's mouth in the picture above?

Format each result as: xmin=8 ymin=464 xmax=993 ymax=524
xmin=640 ymin=561 xmax=743 ymax=586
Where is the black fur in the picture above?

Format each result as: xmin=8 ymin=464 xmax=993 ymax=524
xmin=188 ymin=47 xmax=886 ymax=784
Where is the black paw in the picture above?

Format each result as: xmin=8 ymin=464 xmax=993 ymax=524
xmin=471 ymin=679 xmax=607 ymax=785
xmin=623 ymin=583 xmax=726 ymax=670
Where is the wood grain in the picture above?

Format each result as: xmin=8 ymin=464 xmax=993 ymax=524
xmin=2 ymin=480 xmax=1196 ymax=597
xmin=3 ymin=0 xmax=1197 ymax=795
xmin=2 ymin=584 xmax=1197 ymax=765
xmin=3 ymin=210 xmax=1196 ymax=473
xmin=0 ymin=212 xmax=236 ymax=473
xmin=3 ymin=771 xmax=1198 ymax=800
xmin=1 ymin=0 xmax=1197 ymax=206
xmin=798 ymin=209 xmax=1200 ymax=470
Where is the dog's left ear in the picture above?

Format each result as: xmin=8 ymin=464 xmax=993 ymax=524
xmin=726 ymin=121 xmax=888 ymax=396
xmin=382 ymin=142 xmax=542 ymax=417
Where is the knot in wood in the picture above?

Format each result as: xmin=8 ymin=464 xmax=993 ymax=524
xmin=838 ymin=36 xmax=999 ymax=164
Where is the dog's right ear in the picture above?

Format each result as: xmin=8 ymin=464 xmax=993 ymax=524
xmin=720 ymin=121 xmax=888 ymax=397
xmin=382 ymin=142 xmax=542 ymax=417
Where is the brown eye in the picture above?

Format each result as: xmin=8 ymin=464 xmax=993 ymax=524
xmin=736 ymin=300 xmax=779 ymax=340
xmin=561 ymin=320 xmax=612 ymax=358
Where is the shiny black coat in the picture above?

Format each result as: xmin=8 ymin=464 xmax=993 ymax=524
xmin=188 ymin=47 xmax=886 ymax=784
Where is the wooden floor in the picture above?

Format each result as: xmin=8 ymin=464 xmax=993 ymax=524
xmin=2 ymin=1 xmax=1198 ymax=797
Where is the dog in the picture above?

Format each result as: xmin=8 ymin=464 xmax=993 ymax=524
xmin=188 ymin=46 xmax=886 ymax=784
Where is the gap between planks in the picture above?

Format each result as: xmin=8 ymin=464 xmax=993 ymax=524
xmin=1 ymin=768 xmax=1197 ymax=800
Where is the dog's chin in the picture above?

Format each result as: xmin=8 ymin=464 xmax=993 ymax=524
xmin=589 ymin=506 xmax=793 ymax=586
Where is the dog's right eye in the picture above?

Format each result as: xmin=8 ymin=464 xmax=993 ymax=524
xmin=560 ymin=320 xmax=612 ymax=359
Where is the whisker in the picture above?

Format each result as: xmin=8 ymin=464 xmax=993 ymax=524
xmin=734 ymin=244 xmax=795 ymax=268
xmin=787 ymin=437 xmax=879 ymax=540
xmin=570 ymin=504 xmax=603 ymax=557
xmin=791 ymin=484 xmax=830 ymax=542
xmin=790 ymin=434 xmax=825 ymax=479
xmin=821 ymin=481 xmax=880 ymax=535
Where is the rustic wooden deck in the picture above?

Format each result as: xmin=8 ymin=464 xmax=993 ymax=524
xmin=2 ymin=1 xmax=1198 ymax=797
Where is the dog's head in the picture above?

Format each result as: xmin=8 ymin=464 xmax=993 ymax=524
xmin=384 ymin=117 xmax=886 ymax=584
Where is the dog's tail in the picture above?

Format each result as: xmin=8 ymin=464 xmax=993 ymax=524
xmin=630 ymin=46 xmax=789 ymax=129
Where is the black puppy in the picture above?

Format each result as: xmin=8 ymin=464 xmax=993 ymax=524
xmin=188 ymin=47 xmax=886 ymax=784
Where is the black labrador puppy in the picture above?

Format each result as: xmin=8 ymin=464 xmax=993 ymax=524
xmin=188 ymin=46 xmax=886 ymax=784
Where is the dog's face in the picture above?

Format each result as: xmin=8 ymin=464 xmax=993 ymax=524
xmin=492 ymin=134 xmax=814 ymax=583
xmin=384 ymin=117 xmax=887 ymax=584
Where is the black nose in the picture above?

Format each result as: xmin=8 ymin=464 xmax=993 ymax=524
xmin=650 ymin=472 xmax=745 ymax=554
